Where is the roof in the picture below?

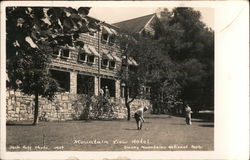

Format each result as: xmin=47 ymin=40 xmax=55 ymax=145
xmin=112 ymin=14 xmax=155 ymax=34
xmin=86 ymin=16 xmax=119 ymax=30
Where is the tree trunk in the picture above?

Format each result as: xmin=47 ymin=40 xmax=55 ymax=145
xmin=33 ymin=92 xmax=39 ymax=125
xmin=126 ymin=102 xmax=130 ymax=121
xmin=124 ymin=84 xmax=130 ymax=121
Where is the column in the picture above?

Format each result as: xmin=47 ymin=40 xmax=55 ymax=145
xmin=94 ymin=76 xmax=99 ymax=96
xmin=115 ymin=80 xmax=121 ymax=98
xmin=70 ymin=71 xmax=77 ymax=94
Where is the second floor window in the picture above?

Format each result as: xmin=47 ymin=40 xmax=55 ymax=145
xmin=78 ymin=52 xmax=86 ymax=62
xmin=52 ymin=48 xmax=61 ymax=57
xmin=101 ymin=33 xmax=109 ymax=44
xmin=89 ymin=31 xmax=95 ymax=37
xmin=102 ymin=59 xmax=108 ymax=67
xmin=108 ymin=35 xmax=115 ymax=46
xmin=61 ymin=49 xmax=70 ymax=58
xmin=109 ymin=61 xmax=116 ymax=69
xmin=87 ymin=55 xmax=95 ymax=64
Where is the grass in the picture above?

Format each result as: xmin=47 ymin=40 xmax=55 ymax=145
xmin=6 ymin=113 xmax=213 ymax=151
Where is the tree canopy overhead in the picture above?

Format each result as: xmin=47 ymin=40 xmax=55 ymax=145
xmin=6 ymin=7 xmax=97 ymax=124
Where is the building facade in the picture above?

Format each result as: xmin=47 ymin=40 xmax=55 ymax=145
xmin=6 ymin=14 xmax=154 ymax=122
xmin=49 ymin=16 xmax=139 ymax=99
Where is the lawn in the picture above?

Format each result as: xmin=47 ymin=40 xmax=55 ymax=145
xmin=6 ymin=113 xmax=214 ymax=151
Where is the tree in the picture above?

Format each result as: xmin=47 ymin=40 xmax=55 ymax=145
xmin=6 ymin=7 xmax=97 ymax=125
xmin=154 ymin=7 xmax=214 ymax=111
xmin=116 ymin=35 xmax=142 ymax=120
xmin=117 ymin=33 xmax=180 ymax=116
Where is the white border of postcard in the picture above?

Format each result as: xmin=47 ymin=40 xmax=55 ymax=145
xmin=1 ymin=1 xmax=249 ymax=160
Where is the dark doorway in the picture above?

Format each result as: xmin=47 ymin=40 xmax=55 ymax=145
xmin=77 ymin=74 xmax=94 ymax=95
xmin=100 ymin=78 xmax=115 ymax=97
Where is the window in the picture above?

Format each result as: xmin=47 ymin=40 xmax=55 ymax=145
xmin=108 ymin=35 xmax=115 ymax=46
xmin=102 ymin=59 xmax=108 ymax=68
xmin=109 ymin=61 xmax=116 ymax=69
xmin=61 ymin=49 xmax=70 ymax=58
xmin=50 ymin=70 xmax=70 ymax=92
xmin=52 ymin=48 xmax=60 ymax=57
xmin=101 ymin=33 xmax=108 ymax=44
xmin=87 ymin=55 xmax=95 ymax=64
xmin=100 ymin=78 xmax=116 ymax=97
xmin=89 ymin=31 xmax=95 ymax=37
xmin=78 ymin=52 xmax=86 ymax=62
xmin=77 ymin=74 xmax=94 ymax=95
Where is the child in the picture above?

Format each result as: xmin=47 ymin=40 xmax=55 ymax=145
xmin=185 ymin=104 xmax=193 ymax=125
xmin=134 ymin=106 xmax=148 ymax=130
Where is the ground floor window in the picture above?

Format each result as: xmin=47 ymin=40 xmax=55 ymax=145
xmin=77 ymin=74 xmax=94 ymax=95
xmin=100 ymin=78 xmax=115 ymax=97
xmin=50 ymin=69 xmax=70 ymax=92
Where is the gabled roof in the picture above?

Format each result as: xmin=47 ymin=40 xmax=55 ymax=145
xmin=112 ymin=14 xmax=155 ymax=34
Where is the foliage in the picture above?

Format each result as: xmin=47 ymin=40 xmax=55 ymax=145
xmin=73 ymin=95 xmax=115 ymax=120
xmin=151 ymin=7 xmax=214 ymax=113
xmin=6 ymin=7 xmax=98 ymax=97
xmin=6 ymin=7 xmax=96 ymax=124
xmin=116 ymin=35 xmax=146 ymax=120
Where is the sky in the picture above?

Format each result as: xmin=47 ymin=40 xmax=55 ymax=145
xmin=88 ymin=7 xmax=214 ymax=29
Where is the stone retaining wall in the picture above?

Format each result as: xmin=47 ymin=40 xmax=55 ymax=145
xmin=6 ymin=90 xmax=151 ymax=122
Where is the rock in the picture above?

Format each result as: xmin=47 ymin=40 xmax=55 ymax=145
xmin=9 ymin=90 xmax=14 ymax=95
xmin=6 ymin=91 xmax=10 ymax=98
xmin=15 ymin=107 xmax=20 ymax=113
xmin=15 ymin=91 xmax=21 ymax=96
xmin=62 ymin=95 xmax=68 ymax=101
xmin=7 ymin=99 xmax=12 ymax=106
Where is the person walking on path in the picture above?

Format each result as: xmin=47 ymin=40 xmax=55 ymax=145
xmin=134 ymin=106 xmax=148 ymax=130
xmin=185 ymin=104 xmax=193 ymax=125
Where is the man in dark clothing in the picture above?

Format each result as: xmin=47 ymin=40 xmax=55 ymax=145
xmin=134 ymin=106 xmax=148 ymax=130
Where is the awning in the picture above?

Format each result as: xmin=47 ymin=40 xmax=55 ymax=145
xmin=88 ymin=45 xmax=100 ymax=57
xmin=102 ymin=26 xmax=113 ymax=35
xmin=89 ymin=28 xmax=97 ymax=33
xmin=102 ymin=49 xmax=109 ymax=55
xmin=112 ymin=55 xmax=122 ymax=62
xmin=121 ymin=56 xmax=138 ymax=65
xmin=83 ymin=44 xmax=91 ymax=54
xmin=83 ymin=44 xmax=100 ymax=57
xmin=110 ymin=28 xmax=118 ymax=35
xmin=102 ymin=26 xmax=117 ymax=35
xmin=129 ymin=57 xmax=139 ymax=66
xmin=102 ymin=49 xmax=113 ymax=60
xmin=102 ymin=50 xmax=114 ymax=60
xmin=127 ymin=58 xmax=133 ymax=65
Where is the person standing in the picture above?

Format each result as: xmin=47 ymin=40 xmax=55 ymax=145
xmin=185 ymin=104 xmax=193 ymax=125
xmin=99 ymin=88 xmax=104 ymax=96
xmin=134 ymin=106 xmax=148 ymax=130
xmin=104 ymin=86 xmax=110 ymax=97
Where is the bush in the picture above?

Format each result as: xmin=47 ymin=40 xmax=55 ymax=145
xmin=72 ymin=94 xmax=115 ymax=120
